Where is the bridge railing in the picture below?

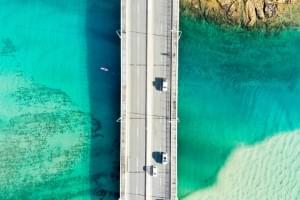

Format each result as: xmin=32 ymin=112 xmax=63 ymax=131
xmin=170 ymin=0 xmax=179 ymax=199
xmin=119 ymin=0 xmax=127 ymax=199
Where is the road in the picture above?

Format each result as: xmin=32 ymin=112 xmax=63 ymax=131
xmin=121 ymin=0 xmax=175 ymax=199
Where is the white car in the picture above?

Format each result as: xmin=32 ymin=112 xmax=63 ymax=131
xmin=162 ymin=78 xmax=168 ymax=92
xmin=152 ymin=165 xmax=158 ymax=177
xmin=162 ymin=152 xmax=168 ymax=165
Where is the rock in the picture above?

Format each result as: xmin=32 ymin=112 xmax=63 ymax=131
xmin=183 ymin=0 xmax=201 ymax=9
xmin=276 ymin=0 xmax=288 ymax=3
xmin=181 ymin=0 xmax=300 ymax=28
xmin=227 ymin=0 xmax=241 ymax=18
xmin=192 ymin=0 xmax=200 ymax=8
xmin=264 ymin=3 xmax=278 ymax=17
xmin=244 ymin=0 xmax=257 ymax=26
xmin=253 ymin=0 xmax=265 ymax=19
xmin=218 ymin=0 xmax=236 ymax=8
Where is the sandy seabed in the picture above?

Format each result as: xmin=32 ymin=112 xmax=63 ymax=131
xmin=185 ymin=131 xmax=300 ymax=200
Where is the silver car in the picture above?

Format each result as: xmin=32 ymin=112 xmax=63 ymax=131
xmin=162 ymin=78 xmax=168 ymax=92
xmin=162 ymin=152 xmax=168 ymax=165
xmin=152 ymin=165 xmax=158 ymax=177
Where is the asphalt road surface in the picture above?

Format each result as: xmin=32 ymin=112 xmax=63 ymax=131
xmin=125 ymin=0 xmax=172 ymax=199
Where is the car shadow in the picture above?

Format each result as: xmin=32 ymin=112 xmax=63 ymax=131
xmin=152 ymin=151 xmax=161 ymax=163
xmin=153 ymin=77 xmax=163 ymax=91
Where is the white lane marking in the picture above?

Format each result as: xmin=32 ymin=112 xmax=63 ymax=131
xmin=160 ymin=177 xmax=162 ymax=186
xmin=136 ymin=158 xmax=139 ymax=194
xmin=160 ymin=97 xmax=163 ymax=152
xmin=137 ymin=29 xmax=140 ymax=51
xmin=136 ymin=33 xmax=140 ymax=140
xmin=137 ymin=1 xmax=140 ymax=17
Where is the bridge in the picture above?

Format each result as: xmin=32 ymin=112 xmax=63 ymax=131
xmin=119 ymin=0 xmax=179 ymax=199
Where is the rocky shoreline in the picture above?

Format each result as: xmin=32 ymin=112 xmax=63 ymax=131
xmin=181 ymin=0 xmax=300 ymax=28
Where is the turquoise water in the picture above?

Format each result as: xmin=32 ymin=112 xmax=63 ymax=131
xmin=1 ymin=1 xmax=300 ymax=199
xmin=0 ymin=0 xmax=120 ymax=199
xmin=179 ymin=17 xmax=300 ymax=198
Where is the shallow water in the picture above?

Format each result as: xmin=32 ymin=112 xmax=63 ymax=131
xmin=184 ymin=130 xmax=300 ymax=200
xmin=0 ymin=0 xmax=120 ymax=199
xmin=1 ymin=1 xmax=300 ymax=199
xmin=179 ymin=17 xmax=300 ymax=198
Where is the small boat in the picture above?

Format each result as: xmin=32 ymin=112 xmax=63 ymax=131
xmin=100 ymin=67 xmax=109 ymax=72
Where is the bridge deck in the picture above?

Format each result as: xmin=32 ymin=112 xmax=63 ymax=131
xmin=120 ymin=0 xmax=179 ymax=199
